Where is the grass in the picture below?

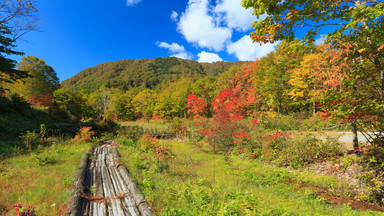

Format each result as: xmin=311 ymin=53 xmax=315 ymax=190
xmin=118 ymin=139 xmax=384 ymax=215
xmin=119 ymin=120 xmax=171 ymax=135
xmin=0 ymin=142 xmax=92 ymax=215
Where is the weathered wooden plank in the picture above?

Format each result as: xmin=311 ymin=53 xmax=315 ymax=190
xmin=110 ymin=166 xmax=139 ymax=216
xmin=75 ymin=140 xmax=152 ymax=216
xmin=102 ymin=166 xmax=124 ymax=216
xmin=68 ymin=145 xmax=94 ymax=216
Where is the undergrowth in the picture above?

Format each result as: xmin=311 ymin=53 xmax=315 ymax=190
xmin=0 ymin=142 xmax=92 ymax=215
xmin=118 ymin=138 xmax=383 ymax=215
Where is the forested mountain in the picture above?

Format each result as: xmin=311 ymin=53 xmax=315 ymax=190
xmin=62 ymin=57 xmax=246 ymax=92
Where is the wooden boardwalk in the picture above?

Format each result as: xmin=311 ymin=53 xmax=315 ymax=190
xmin=68 ymin=140 xmax=152 ymax=216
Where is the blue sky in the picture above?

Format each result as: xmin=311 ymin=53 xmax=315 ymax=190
xmin=12 ymin=0 xmax=327 ymax=82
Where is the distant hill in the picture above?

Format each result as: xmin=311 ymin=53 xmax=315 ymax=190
xmin=61 ymin=57 xmax=247 ymax=92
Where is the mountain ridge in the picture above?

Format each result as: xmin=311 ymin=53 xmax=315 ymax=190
xmin=61 ymin=57 xmax=248 ymax=92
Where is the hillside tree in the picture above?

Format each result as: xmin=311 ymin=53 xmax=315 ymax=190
xmin=242 ymin=0 xmax=384 ymax=149
xmin=0 ymin=0 xmax=39 ymax=93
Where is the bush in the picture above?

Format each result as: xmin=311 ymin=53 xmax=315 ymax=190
xmin=117 ymin=126 xmax=143 ymax=141
xmin=276 ymin=135 xmax=343 ymax=168
xmin=169 ymin=117 xmax=185 ymax=133
xmin=258 ymin=114 xmax=300 ymax=131
xmin=33 ymin=151 xmax=59 ymax=166
xmin=20 ymin=130 xmax=42 ymax=151
xmin=138 ymin=134 xmax=172 ymax=160
xmin=256 ymin=132 xmax=343 ymax=168
xmin=119 ymin=138 xmax=136 ymax=147
xmin=360 ymin=145 xmax=384 ymax=169
xmin=72 ymin=127 xmax=95 ymax=143
xmin=85 ymin=119 xmax=120 ymax=137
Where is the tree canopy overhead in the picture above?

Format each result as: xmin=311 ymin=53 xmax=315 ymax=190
xmin=0 ymin=0 xmax=40 ymax=93
xmin=0 ymin=0 xmax=39 ymax=40
xmin=242 ymin=0 xmax=384 ymax=44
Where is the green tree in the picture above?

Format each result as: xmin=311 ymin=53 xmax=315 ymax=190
xmin=0 ymin=0 xmax=39 ymax=93
xmin=254 ymin=41 xmax=309 ymax=114
xmin=155 ymin=78 xmax=192 ymax=118
xmin=132 ymin=89 xmax=157 ymax=121
xmin=53 ymin=88 xmax=87 ymax=119
xmin=16 ymin=56 xmax=59 ymax=99
xmin=113 ymin=88 xmax=138 ymax=120
xmin=89 ymin=86 xmax=111 ymax=114
xmin=0 ymin=24 xmax=26 ymax=93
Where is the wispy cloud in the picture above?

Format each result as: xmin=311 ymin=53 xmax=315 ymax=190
xmin=197 ymin=51 xmax=223 ymax=63
xmin=214 ymin=0 xmax=258 ymax=32
xmin=227 ymin=35 xmax=278 ymax=61
xmin=170 ymin=11 xmax=179 ymax=22
xmin=157 ymin=41 xmax=193 ymax=59
xmin=126 ymin=0 xmax=142 ymax=6
xmin=315 ymin=34 xmax=327 ymax=45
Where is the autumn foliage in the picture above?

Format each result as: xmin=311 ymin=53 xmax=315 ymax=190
xmin=73 ymin=127 xmax=95 ymax=142
xmin=185 ymin=94 xmax=207 ymax=119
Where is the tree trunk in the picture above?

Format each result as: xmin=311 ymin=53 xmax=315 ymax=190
xmin=381 ymin=69 xmax=384 ymax=101
xmin=351 ymin=118 xmax=359 ymax=150
xmin=313 ymin=82 xmax=316 ymax=116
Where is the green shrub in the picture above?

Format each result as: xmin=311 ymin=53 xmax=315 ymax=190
xmin=118 ymin=125 xmax=143 ymax=141
xmin=20 ymin=130 xmax=42 ymax=151
xmin=259 ymin=114 xmax=300 ymax=131
xmin=257 ymin=132 xmax=343 ymax=168
xmin=119 ymin=138 xmax=136 ymax=147
xmin=360 ymin=145 xmax=384 ymax=169
xmin=33 ymin=151 xmax=59 ymax=166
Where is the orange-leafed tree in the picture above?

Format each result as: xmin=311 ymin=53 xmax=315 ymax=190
xmin=232 ymin=61 xmax=258 ymax=116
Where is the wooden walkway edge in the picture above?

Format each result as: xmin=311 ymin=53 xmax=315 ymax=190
xmin=67 ymin=140 xmax=153 ymax=216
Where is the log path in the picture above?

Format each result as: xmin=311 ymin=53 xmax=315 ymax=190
xmin=68 ymin=140 xmax=152 ymax=216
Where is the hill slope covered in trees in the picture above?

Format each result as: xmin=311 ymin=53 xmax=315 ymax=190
xmin=61 ymin=57 xmax=246 ymax=92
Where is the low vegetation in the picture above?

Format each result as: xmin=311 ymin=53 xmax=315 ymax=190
xmin=1 ymin=0 xmax=383 ymax=215
xmin=0 ymin=142 xmax=92 ymax=215
xmin=118 ymin=135 xmax=383 ymax=215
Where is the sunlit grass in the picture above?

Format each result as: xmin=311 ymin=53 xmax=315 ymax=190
xmin=0 ymin=142 xmax=92 ymax=215
xmin=119 ymin=120 xmax=171 ymax=134
xmin=118 ymin=140 xmax=383 ymax=215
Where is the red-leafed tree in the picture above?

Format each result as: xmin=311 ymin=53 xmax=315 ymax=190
xmin=185 ymin=94 xmax=207 ymax=119
xmin=232 ymin=61 xmax=258 ymax=116
xmin=28 ymin=94 xmax=52 ymax=107
xmin=209 ymin=89 xmax=251 ymax=151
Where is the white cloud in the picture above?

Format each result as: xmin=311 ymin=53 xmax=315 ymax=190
xmin=227 ymin=35 xmax=278 ymax=61
xmin=158 ymin=42 xmax=185 ymax=53
xmin=214 ymin=0 xmax=257 ymax=32
xmin=315 ymin=34 xmax=327 ymax=45
xmin=197 ymin=51 xmax=223 ymax=63
xmin=177 ymin=0 xmax=232 ymax=52
xmin=170 ymin=11 xmax=179 ymax=21
xmin=157 ymin=41 xmax=193 ymax=60
xmin=126 ymin=0 xmax=142 ymax=6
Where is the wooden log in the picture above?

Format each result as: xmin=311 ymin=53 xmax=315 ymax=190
xmin=72 ymin=141 xmax=151 ymax=216
xmin=68 ymin=145 xmax=94 ymax=216
xmin=110 ymin=166 xmax=139 ymax=216
xmin=101 ymin=167 xmax=124 ymax=216
xmin=117 ymin=164 xmax=153 ymax=216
